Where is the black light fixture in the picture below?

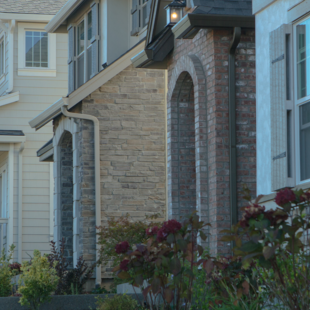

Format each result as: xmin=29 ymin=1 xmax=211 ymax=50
xmin=165 ymin=0 xmax=185 ymax=26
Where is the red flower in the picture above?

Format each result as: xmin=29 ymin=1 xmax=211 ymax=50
xmin=264 ymin=209 xmax=288 ymax=226
xmin=146 ymin=226 xmax=159 ymax=236
xmin=115 ymin=241 xmax=130 ymax=254
xmin=156 ymin=219 xmax=182 ymax=242
xmin=275 ymin=188 xmax=296 ymax=207
xmin=240 ymin=204 xmax=265 ymax=227
xmin=120 ymin=259 xmax=130 ymax=272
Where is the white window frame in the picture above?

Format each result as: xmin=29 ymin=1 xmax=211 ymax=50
xmin=0 ymin=35 xmax=5 ymax=85
xmin=74 ymin=9 xmax=93 ymax=88
xmin=0 ymin=164 xmax=8 ymax=219
xmin=294 ymin=14 xmax=310 ymax=185
xmin=17 ymin=23 xmax=56 ymax=77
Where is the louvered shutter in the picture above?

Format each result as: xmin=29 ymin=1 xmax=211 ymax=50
xmin=131 ymin=0 xmax=139 ymax=36
xmin=90 ymin=0 xmax=99 ymax=78
xmin=68 ymin=25 xmax=75 ymax=94
xmin=270 ymin=24 xmax=294 ymax=191
xmin=145 ymin=0 xmax=152 ymax=25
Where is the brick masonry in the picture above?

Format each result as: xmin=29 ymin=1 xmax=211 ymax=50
xmin=54 ymin=65 xmax=166 ymax=278
xmin=167 ymin=28 xmax=256 ymax=255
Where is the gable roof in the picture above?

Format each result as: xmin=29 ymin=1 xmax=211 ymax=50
xmin=0 ymin=0 xmax=68 ymax=15
xmin=192 ymin=0 xmax=252 ymax=16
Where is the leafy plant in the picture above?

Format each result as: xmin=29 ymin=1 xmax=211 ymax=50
xmin=0 ymin=244 xmax=17 ymax=297
xmin=18 ymin=250 xmax=59 ymax=310
xmin=113 ymin=214 xmax=210 ymax=310
xmin=221 ymin=187 xmax=310 ymax=310
xmin=97 ymin=213 xmax=163 ymax=273
xmin=47 ymin=238 xmax=93 ymax=295
xmin=96 ymin=294 xmax=142 ymax=310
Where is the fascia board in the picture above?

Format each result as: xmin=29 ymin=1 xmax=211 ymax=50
xmin=29 ymin=98 xmax=64 ymax=130
xmin=0 ymin=92 xmax=19 ymax=107
xmin=0 ymin=13 xmax=54 ymax=22
xmin=39 ymin=148 xmax=54 ymax=162
xmin=0 ymin=136 xmax=26 ymax=143
xmin=131 ymin=50 xmax=149 ymax=68
xmin=30 ymin=41 xmax=146 ymax=130
xmin=45 ymin=0 xmax=83 ymax=33
xmin=172 ymin=14 xmax=255 ymax=39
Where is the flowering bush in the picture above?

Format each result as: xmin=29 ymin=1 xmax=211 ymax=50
xmin=113 ymin=214 xmax=210 ymax=310
xmin=221 ymin=188 xmax=310 ymax=310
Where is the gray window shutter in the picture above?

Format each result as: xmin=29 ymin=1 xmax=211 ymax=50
xmin=145 ymin=0 xmax=152 ymax=25
xmin=270 ymin=24 xmax=294 ymax=191
xmin=90 ymin=0 xmax=99 ymax=78
xmin=131 ymin=0 xmax=139 ymax=36
xmin=68 ymin=25 xmax=75 ymax=94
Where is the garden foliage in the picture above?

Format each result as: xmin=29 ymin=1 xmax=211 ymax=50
xmin=47 ymin=238 xmax=93 ymax=295
xmin=0 ymin=244 xmax=18 ymax=297
xmin=96 ymin=294 xmax=141 ymax=310
xmin=18 ymin=249 xmax=59 ymax=310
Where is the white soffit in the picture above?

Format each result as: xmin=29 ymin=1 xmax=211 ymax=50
xmin=0 ymin=92 xmax=19 ymax=107
xmin=29 ymin=40 xmax=146 ymax=130
xmin=45 ymin=0 xmax=83 ymax=33
xmin=0 ymin=136 xmax=26 ymax=144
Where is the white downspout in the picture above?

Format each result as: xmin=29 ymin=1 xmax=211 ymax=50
xmin=18 ymin=142 xmax=24 ymax=263
xmin=61 ymin=101 xmax=101 ymax=287
xmin=7 ymin=20 xmax=15 ymax=94
xmin=8 ymin=144 xmax=14 ymax=256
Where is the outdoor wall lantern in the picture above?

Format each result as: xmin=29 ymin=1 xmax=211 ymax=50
xmin=165 ymin=0 xmax=185 ymax=26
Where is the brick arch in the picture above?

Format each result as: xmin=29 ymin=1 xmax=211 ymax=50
xmin=167 ymin=54 xmax=209 ymax=230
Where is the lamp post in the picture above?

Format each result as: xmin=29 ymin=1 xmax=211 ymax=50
xmin=165 ymin=0 xmax=185 ymax=26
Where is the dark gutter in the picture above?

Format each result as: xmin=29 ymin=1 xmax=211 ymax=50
xmin=229 ymin=27 xmax=241 ymax=229
xmin=132 ymin=27 xmax=174 ymax=69
xmin=37 ymin=138 xmax=53 ymax=157
xmin=172 ymin=14 xmax=255 ymax=39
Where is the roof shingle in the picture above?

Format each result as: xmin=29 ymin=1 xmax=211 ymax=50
xmin=0 ymin=0 xmax=68 ymax=15
xmin=193 ymin=0 xmax=252 ymax=16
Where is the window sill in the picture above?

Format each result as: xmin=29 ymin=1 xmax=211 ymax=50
xmin=18 ymin=68 xmax=56 ymax=77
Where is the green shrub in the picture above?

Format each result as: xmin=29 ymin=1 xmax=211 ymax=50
xmin=0 ymin=244 xmax=16 ymax=297
xmin=96 ymin=294 xmax=141 ymax=310
xmin=18 ymin=250 xmax=59 ymax=310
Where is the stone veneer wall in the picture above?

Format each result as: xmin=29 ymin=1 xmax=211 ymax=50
xmin=59 ymin=131 xmax=74 ymax=268
xmin=53 ymin=65 xmax=167 ymax=278
xmin=167 ymin=28 xmax=256 ymax=255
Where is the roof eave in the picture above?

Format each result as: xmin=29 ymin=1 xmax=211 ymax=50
xmin=172 ymin=13 xmax=255 ymax=39
xmin=45 ymin=0 xmax=83 ymax=33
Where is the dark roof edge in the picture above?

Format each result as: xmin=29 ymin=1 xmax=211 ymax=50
xmin=37 ymin=138 xmax=53 ymax=157
xmin=0 ymin=130 xmax=25 ymax=136
xmin=173 ymin=13 xmax=255 ymax=39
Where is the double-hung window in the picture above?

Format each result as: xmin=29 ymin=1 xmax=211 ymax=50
xmin=131 ymin=0 xmax=151 ymax=36
xmin=0 ymin=37 xmax=4 ymax=77
xmin=68 ymin=1 xmax=99 ymax=93
xmin=295 ymin=17 xmax=310 ymax=183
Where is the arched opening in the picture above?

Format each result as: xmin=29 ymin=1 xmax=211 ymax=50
xmin=59 ymin=131 xmax=73 ymax=268
xmin=168 ymin=72 xmax=196 ymax=220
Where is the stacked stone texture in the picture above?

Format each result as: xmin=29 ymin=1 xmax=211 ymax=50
xmin=66 ymin=65 xmax=167 ymax=277
xmin=167 ymin=28 xmax=256 ymax=255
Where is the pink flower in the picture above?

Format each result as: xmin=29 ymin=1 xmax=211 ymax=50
xmin=146 ymin=226 xmax=159 ymax=236
xmin=120 ymin=259 xmax=130 ymax=272
xmin=275 ymin=188 xmax=296 ymax=206
xmin=115 ymin=241 xmax=130 ymax=254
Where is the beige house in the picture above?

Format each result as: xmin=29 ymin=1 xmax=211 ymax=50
xmin=0 ymin=0 xmax=67 ymax=262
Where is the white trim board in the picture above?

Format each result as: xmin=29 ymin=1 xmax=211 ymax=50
xmin=0 ymin=13 xmax=54 ymax=23
xmin=0 ymin=135 xmax=26 ymax=144
xmin=253 ymin=0 xmax=277 ymax=14
xmin=0 ymin=92 xmax=19 ymax=107
xmin=29 ymin=40 xmax=145 ymax=130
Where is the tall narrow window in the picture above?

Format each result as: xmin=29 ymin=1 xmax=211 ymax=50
xmin=25 ymin=31 xmax=48 ymax=68
xmin=77 ymin=20 xmax=85 ymax=88
xmin=87 ymin=10 xmax=93 ymax=80
xmin=300 ymin=102 xmax=310 ymax=181
xmin=0 ymin=39 xmax=4 ymax=76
